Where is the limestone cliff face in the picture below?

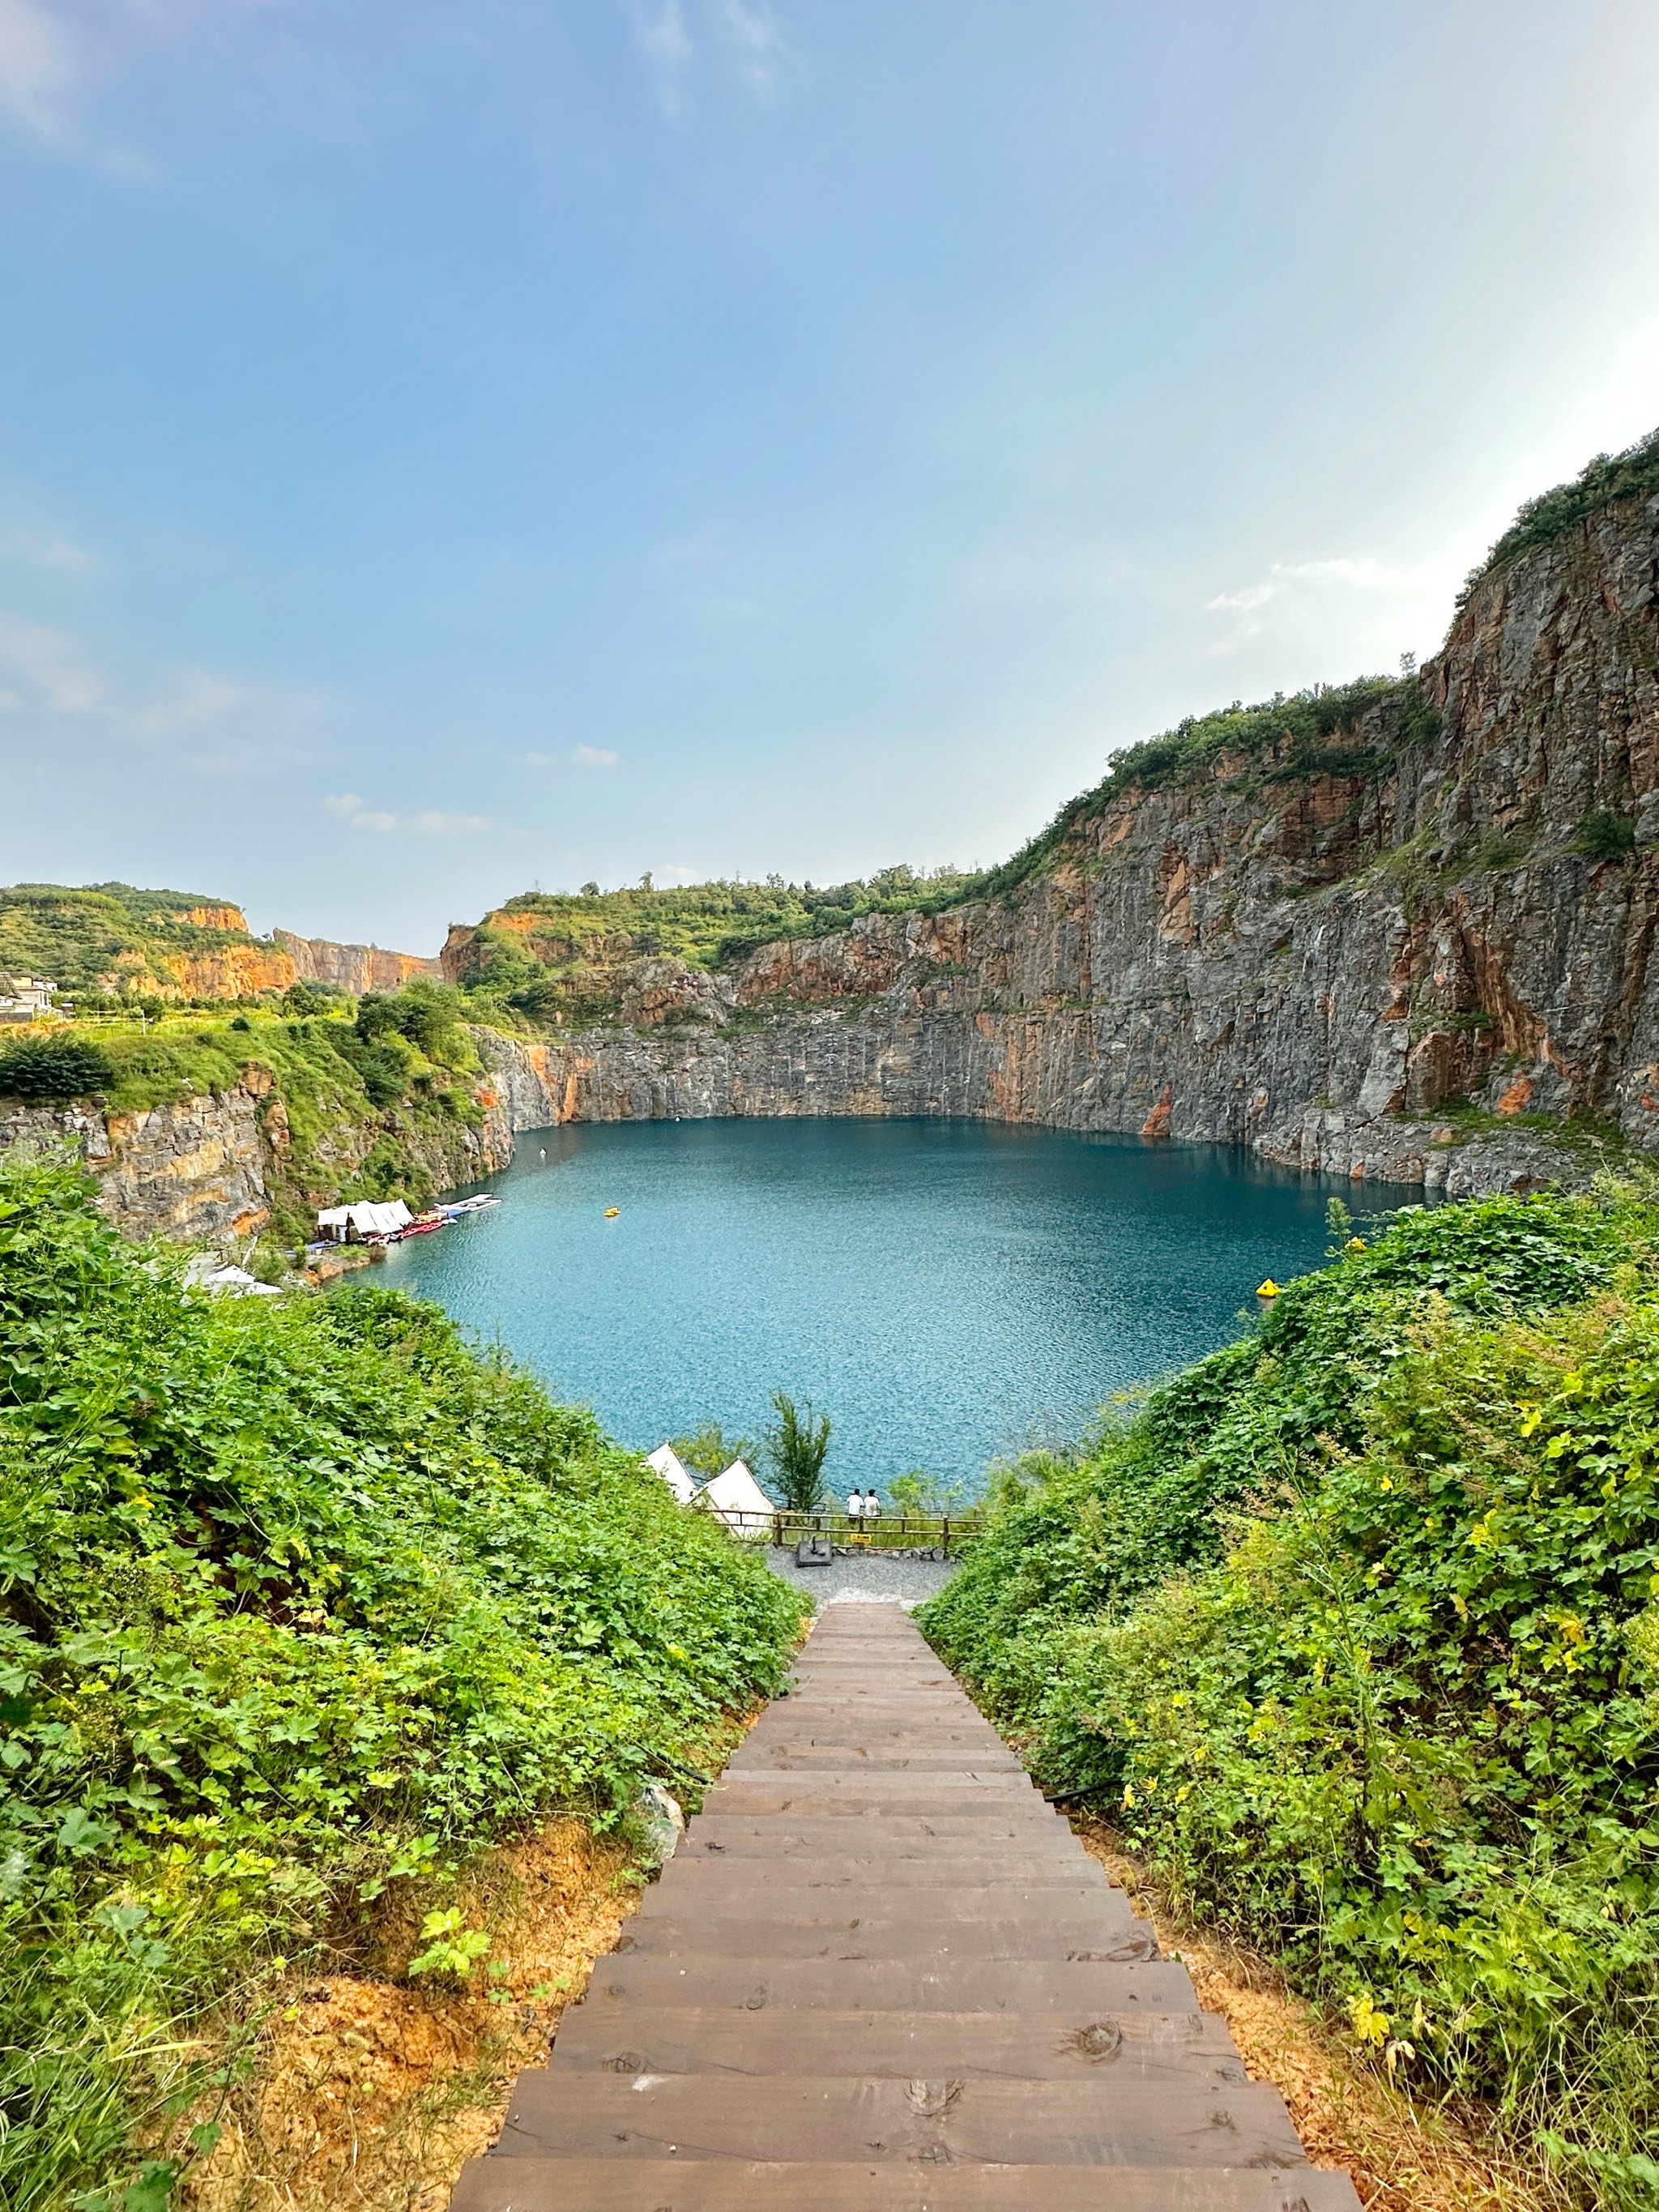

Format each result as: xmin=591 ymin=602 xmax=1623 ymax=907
xmin=500 ymin=488 xmax=1659 ymax=1194
xmin=1 ymin=1047 xmax=518 ymax=1252
xmin=275 ymin=930 xmax=444 ymax=995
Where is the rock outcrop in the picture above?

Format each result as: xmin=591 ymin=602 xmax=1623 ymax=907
xmin=275 ymin=930 xmax=444 ymax=995
xmin=482 ymin=478 xmax=1658 ymax=1196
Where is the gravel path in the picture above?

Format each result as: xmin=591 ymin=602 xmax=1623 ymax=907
xmin=761 ymin=1548 xmax=959 ymax=1610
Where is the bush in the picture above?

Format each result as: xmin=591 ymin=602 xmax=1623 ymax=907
xmin=1572 ymin=810 xmax=1638 ymax=863
xmin=921 ymin=1188 xmax=1659 ymax=2201
xmin=0 ymin=1153 xmax=806 ymax=2210
xmin=765 ymin=1390 xmax=832 ymax=1511
xmin=0 ymin=1032 xmax=115 ymax=1100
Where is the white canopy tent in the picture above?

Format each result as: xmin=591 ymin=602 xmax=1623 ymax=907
xmin=646 ymin=1443 xmax=700 ymax=1505
xmin=697 ymin=1458 xmax=776 ymax=1540
xmin=317 ymin=1200 xmax=414 ymax=1241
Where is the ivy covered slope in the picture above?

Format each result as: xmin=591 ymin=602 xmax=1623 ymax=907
xmin=921 ymin=1189 xmax=1659 ymax=2201
xmin=0 ymin=1153 xmax=806 ymax=2212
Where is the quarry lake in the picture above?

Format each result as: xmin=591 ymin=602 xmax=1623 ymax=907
xmin=382 ymin=1117 xmax=1383 ymax=1490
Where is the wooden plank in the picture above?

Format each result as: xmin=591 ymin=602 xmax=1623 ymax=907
xmin=650 ymin=1855 xmax=1115 ymax=1893
xmin=452 ymin=2160 xmax=1363 ymax=2212
xmin=577 ymin=1957 xmax=1199 ymax=2013
xmin=494 ymin=2074 xmax=1310 ymax=2168
xmin=612 ymin=1915 xmax=1154 ymax=1960
xmin=682 ymin=1817 xmax=1074 ymax=1850
xmin=629 ymin=1885 xmax=1136 ymax=1928
xmin=547 ymin=2006 xmax=1237 ymax=2080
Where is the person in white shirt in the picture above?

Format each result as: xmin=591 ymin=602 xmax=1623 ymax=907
xmin=845 ymin=1488 xmax=864 ymax=1518
xmin=863 ymin=1488 xmax=881 ymax=1519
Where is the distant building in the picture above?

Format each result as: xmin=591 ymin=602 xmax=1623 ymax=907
xmin=0 ymin=975 xmax=58 ymax=1023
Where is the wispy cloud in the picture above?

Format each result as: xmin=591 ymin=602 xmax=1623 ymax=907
xmin=716 ymin=1 xmax=783 ymax=98
xmin=625 ymin=0 xmax=788 ymax=120
xmin=0 ymin=521 xmax=99 ymax=571
xmin=324 ymin=792 xmax=491 ymax=835
xmin=0 ymin=0 xmax=74 ymax=142
xmin=0 ymin=610 xmax=104 ymax=710
xmin=626 ymin=0 xmax=694 ymax=121
xmin=1203 ymin=553 xmax=1461 ymax=652
xmin=571 ymin=744 xmax=620 ymax=767
xmin=0 ymin=609 xmax=314 ymax=771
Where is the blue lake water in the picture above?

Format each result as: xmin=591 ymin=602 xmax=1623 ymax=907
xmin=380 ymin=1117 xmax=1382 ymax=1492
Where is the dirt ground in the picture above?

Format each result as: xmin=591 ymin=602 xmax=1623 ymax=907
xmin=181 ymin=1816 xmax=642 ymax=2212
xmin=1073 ymin=1819 xmax=1550 ymax=2212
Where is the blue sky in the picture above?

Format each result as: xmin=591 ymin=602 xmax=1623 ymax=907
xmin=1 ymin=1 xmax=1656 ymax=952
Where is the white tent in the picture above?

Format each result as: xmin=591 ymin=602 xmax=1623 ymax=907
xmin=698 ymin=1458 xmax=776 ymax=1540
xmin=646 ymin=1443 xmax=700 ymax=1505
xmin=201 ymin=1264 xmax=282 ymax=1299
xmin=317 ymin=1200 xmax=412 ymax=1241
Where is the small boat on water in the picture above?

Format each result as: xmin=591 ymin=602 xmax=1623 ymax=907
xmin=442 ymin=1194 xmax=501 ymax=1218
xmin=399 ymin=1211 xmax=448 ymax=1239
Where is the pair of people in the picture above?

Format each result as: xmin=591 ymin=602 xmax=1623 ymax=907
xmin=844 ymin=1488 xmax=882 ymax=1519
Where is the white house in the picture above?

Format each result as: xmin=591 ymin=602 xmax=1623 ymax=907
xmin=697 ymin=1458 xmax=776 ymax=1540
xmin=316 ymin=1199 xmax=414 ymax=1242
xmin=0 ymin=975 xmax=57 ymax=1024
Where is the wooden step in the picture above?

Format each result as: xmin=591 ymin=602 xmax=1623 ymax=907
xmin=452 ymin=2161 xmax=1362 ymax=2212
xmin=578 ymin=1956 xmax=1198 ymax=2013
xmin=494 ymin=2073 xmax=1310 ymax=2167
xmin=613 ymin=1915 xmax=1155 ymax=1960
xmin=634 ymin=1881 xmax=1118 ymax=1923
xmin=649 ymin=1855 xmax=1115 ymax=1894
xmin=546 ymin=2005 xmax=1237 ymax=2079
xmin=680 ymin=1817 xmax=1078 ymax=1855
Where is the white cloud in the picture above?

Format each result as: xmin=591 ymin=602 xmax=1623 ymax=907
xmin=626 ymin=0 xmax=693 ymax=121
xmin=0 ymin=0 xmax=74 ymax=141
xmin=0 ymin=522 xmax=98 ymax=571
xmin=325 ymin=792 xmax=491 ymax=835
xmin=654 ymin=864 xmax=703 ymax=886
xmin=1202 ymin=552 xmax=1465 ymax=660
xmin=571 ymin=744 xmax=621 ymax=767
xmin=717 ymin=0 xmax=783 ymax=98
xmin=0 ymin=610 xmax=104 ymax=710
xmin=625 ymin=0 xmax=789 ymax=119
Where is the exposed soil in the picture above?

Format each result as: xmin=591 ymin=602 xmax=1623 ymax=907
xmin=181 ymin=1816 xmax=641 ymax=2212
xmin=1073 ymin=1819 xmax=1550 ymax=2212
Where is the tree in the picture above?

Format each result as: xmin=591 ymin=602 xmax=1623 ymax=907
xmin=765 ymin=1391 xmax=832 ymax=1512
xmin=671 ymin=1423 xmax=755 ymax=1479
xmin=0 ymin=1032 xmax=115 ymax=1100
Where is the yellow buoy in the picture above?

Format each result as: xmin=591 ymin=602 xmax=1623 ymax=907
xmin=603 ymin=1206 xmax=620 ymax=1218
xmin=1256 ymin=1278 xmax=1281 ymax=1299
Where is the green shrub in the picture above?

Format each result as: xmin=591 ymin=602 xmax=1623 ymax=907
xmin=1572 ymin=810 xmax=1638 ymax=863
xmin=0 ymin=1153 xmax=806 ymax=2210
xmin=0 ymin=1032 xmax=116 ymax=1100
xmin=921 ymin=1187 xmax=1659 ymax=2201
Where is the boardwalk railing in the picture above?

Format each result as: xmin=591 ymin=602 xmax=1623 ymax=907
xmin=693 ymin=1505 xmax=979 ymax=1555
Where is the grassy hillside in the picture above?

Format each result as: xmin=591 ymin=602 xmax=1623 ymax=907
xmin=0 ymin=884 xmax=275 ymax=1001
xmin=450 ymin=868 xmax=976 ymax=1021
xmin=920 ymin=1189 xmax=1659 ymax=2207
xmin=0 ymin=1151 xmax=807 ymax=2212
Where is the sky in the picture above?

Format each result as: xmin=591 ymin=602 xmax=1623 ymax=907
xmin=1 ymin=2 xmax=1657 ymax=953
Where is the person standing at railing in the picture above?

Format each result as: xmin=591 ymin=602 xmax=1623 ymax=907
xmin=845 ymin=1487 xmax=864 ymax=1521
xmin=863 ymin=1488 xmax=881 ymax=1521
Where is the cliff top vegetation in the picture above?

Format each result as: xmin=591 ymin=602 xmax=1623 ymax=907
xmin=0 ymin=1151 xmax=806 ymax=2211
xmin=0 ymin=882 xmax=269 ymax=1000
xmin=1463 ymin=424 xmax=1659 ymax=595
xmin=921 ymin=1185 xmax=1659 ymax=2209
xmin=451 ymin=867 xmax=975 ymax=1016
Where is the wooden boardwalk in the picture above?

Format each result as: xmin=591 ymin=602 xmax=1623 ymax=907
xmin=451 ymin=1604 xmax=1359 ymax=2212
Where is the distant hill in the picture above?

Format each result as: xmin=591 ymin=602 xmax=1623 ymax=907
xmin=441 ymin=868 xmax=974 ymax=1024
xmin=0 ymin=882 xmax=437 ymax=1004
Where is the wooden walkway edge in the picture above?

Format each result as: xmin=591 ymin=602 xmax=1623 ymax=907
xmin=450 ymin=1604 xmax=1361 ymax=2212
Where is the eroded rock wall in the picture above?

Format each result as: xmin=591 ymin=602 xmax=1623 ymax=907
xmin=504 ymin=491 xmax=1659 ymax=1194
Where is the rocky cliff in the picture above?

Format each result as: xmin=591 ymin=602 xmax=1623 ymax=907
xmin=481 ymin=458 xmax=1659 ymax=1196
xmin=275 ymin=930 xmax=444 ymax=994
